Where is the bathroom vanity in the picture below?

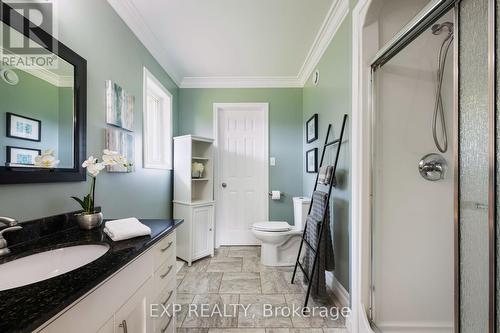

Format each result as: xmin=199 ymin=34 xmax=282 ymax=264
xmin=0 ymin=213 xmax=182 ymax=333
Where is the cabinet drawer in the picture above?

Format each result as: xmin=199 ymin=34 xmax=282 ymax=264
xmin=151 ymin=276 xmax=176 ymax=333
xmin=153 ymin=254 xmax=176 ymax=293
xmin=152 ymin=231 xmax=176 ymax=271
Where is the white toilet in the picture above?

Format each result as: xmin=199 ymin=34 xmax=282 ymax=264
xmin=251 ymin=197 xmax=311 ymax=266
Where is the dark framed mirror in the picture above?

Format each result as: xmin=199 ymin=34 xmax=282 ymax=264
xmin=0 ymin=1 xmax=86 ymax=184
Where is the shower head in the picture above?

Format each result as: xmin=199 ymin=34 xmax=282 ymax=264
xmin=431 ymin=22 xmax=454 ymax=36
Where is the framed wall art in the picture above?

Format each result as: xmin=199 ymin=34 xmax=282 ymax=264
xmin=306 ymin=114 xmax=318 ymax=143
xmin=6 ymin=112 xmax=41 ymax=142
xmin=6 ymin=146 xmax=41 ymax=166
xmin=306 ymin=148 xmax=318 ymax=173
xmin=105 ymin=80 xmax=134 ymax=131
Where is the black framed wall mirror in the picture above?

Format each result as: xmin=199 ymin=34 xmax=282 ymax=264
xmin=0 ymin=1 xmax=86 ymax=184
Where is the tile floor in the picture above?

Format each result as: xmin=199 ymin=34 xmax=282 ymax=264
xmin=176 ymin=246 xmax=349 ymax=333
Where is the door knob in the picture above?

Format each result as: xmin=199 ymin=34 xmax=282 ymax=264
xmin=221 ymin=183 xmax=227 ymax=188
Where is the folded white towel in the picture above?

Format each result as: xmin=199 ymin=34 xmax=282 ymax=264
xmin=103 ymin=217 xmax=151 ymax=241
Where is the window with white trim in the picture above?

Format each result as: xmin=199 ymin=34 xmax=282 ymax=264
xmin=143 ymin=68 xmax=172 ymax=169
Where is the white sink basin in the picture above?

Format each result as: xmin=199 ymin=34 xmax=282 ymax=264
xmin=0 ymin=244 xmax=110 ymax=291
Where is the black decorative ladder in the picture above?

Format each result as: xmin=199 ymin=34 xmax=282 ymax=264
xmin=291 ymin=114 xmax=348 ymax=308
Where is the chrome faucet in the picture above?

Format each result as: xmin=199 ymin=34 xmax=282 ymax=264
xmin=0 ymin=226 xmax=22 ymax=257
xmin=0 ymin=217 xmax=21 ymax=257
xmin=0 ymin=216 xmax=18 ymax=227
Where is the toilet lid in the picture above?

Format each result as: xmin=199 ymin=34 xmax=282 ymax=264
xmin=253 ymin=221 xmax=291 ymax=232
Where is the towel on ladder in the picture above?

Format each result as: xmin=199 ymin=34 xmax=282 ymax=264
xmin=302 ymin=190 xmax=335 ymax=299
xmin=318 ymin=166 xmax=334 ymax=185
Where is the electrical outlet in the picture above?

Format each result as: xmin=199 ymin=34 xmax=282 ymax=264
xmin=270 ymin=157 xmax=276 ymax=166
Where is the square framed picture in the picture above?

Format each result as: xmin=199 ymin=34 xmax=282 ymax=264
xmin=6 ymin=113 xmax=41 ymax=142
xmin=306 ymin=114 xmax=318 ymax=143
xmin=106 ymin=80 xmax=134 ymax=131
xmin=6 ymin=146 xmax=41 ymax=166
xmin=306 ymin=148 xmax=318 ymax=173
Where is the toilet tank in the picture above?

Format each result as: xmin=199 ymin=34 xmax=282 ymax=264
xmin=293 ymin=197 xmax=311 ymax=231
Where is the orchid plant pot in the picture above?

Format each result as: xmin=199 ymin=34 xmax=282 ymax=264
xmin=75 ymin=212 xmax=103 ymax=230
xmin=71 ymin=150 xmax=131 ymax=230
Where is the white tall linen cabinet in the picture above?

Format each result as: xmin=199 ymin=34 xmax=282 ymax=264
xmin=173 ymin=135 xmax=215 ymax=266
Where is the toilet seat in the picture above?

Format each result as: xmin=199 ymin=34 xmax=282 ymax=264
xmin=252 ymin=221 xmax=291 ymax=232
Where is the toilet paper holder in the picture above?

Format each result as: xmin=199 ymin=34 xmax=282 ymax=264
xmin=268 ymin=191 xmax=285 ymax=197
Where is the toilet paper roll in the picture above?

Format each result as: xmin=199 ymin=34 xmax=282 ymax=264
xmin=271 ymin=191 xmax=281 ymax=200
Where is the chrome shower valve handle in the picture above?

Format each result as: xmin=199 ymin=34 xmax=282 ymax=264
xmin=419 ymin=153 xmax=447 ymax=181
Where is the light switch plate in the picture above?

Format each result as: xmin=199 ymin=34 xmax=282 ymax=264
xmin=270 ymin=157 xmax=276 ymax=166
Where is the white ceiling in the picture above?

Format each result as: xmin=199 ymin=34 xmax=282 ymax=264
xmin=107 ymin=0 xmax=349 ymax=88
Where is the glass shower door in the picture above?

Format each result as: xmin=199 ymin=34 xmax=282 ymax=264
xmin=459 ymin=0 xmax=490 ymax=332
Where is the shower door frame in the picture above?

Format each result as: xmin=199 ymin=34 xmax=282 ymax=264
xmin=368 ymin=1 xmax=460 ymax=332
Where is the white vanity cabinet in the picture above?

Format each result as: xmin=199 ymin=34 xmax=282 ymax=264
xmin=37 ymin=231 xmax=176 ymax=333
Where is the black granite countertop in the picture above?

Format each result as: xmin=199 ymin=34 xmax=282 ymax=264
xmin=0 ymin=215 xmax=183 ymax=333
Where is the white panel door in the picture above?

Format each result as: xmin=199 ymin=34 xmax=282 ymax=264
xmin=217 ymin=104 xmax=268 ymax=245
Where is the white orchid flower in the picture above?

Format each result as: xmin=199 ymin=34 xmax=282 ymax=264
xmin=102 ymin=154 xmax=117 ymax=166
xmin=114 ymin=154 xmax=128 ymax=166
xmin=82 ymin=156 xmax=105 ymax=177
xmin=34 ymin=149 xmax=59 ymax=168
xmin=86 ymin=162 xmax=105 ymax=177
xmin=82 ymin=156 xmax=97 ymax=168
xmin=102 ymin=149 xmax=127 ymax=166
xmin=34 ymin=154 xmax=60 ymax=168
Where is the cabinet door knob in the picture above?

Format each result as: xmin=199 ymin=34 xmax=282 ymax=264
xmin=221 ymin=182 xmax=227 ymax=188
xmin=119 ymin=320 xmax=128 ymax=333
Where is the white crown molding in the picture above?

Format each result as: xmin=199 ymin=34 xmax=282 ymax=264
xmin=21 ymin=68 xmax=73 ymax=88
xmin=180 ymin=76 xmax=302 ymax=89
xmin=107 ymin=0 xmax=348 ymax=88
xmin=297 ymin=0 xmax=349 ymax=86
xmin=106 ymin=0 xmax=182 ymax=86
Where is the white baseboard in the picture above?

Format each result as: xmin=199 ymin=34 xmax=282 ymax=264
xmin=376 ymin=321 xmax=454 ymax=333
xmin=326 ymin=271 xmax=350 ymax=308
xmin=325 ymin=272 xmax=352 ymax=331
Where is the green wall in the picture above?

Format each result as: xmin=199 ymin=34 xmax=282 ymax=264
xmin=0 ymin=0 xmax=179 ymax=222
xmin=58 ymin=87 xmax=74 ymax=168
xmin=179 ymin=88 xmax=303 ymax=223
xmin=302 ymin=5 xmax=354 ymax=292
